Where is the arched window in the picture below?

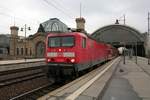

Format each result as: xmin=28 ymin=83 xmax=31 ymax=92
xmin=30 ymin=48 xmax=32 ymax=56
xmin=16 ymin=48 xmax=19 ymax=55
xmin=51 ymin=22 xmax=59 ymax=31
xmin=21 ymin=48 xmax=23 ymax=55
xmin=0 ymin=49 xmax=3 ymax=54
xmin=36 ymin=42 xmax=45 ymax=58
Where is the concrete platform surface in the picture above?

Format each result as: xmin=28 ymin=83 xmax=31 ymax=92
xmin=0 ymin=58 xmax=46 ymax=72
xmin=0 ymin=58 xmax=45 ymax=65
xmin=102 ymin=56 xmax=150 ymax=100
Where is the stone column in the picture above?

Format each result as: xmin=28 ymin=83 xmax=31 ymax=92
xmin=9 ymin=26 xmax=19 ymax=57
xmin=75 ymin=17 xmax=85 ymax=32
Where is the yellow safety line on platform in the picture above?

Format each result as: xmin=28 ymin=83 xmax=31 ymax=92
xmin=65 ymin=57 xmax=119 ymax=100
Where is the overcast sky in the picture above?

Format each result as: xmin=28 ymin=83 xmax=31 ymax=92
xmin=0 ymin=0 xmax=150 ymax=36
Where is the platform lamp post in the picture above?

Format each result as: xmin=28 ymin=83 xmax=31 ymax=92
xmin=21 ymin=24 xmax=31 ymax=61
xmin=118 ymin=14 xmax=126 ymax=25
xmin=135 ymin=42 xmax=138 ymax=64
xmin=148 ymin=12 xmax=150 ymax=65
xmin=148 ymin=50 xmax=150 ymax=65
xmin=123 ymin=42 xmax=126 ymax=64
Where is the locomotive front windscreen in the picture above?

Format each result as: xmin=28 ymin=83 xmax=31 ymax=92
xmin=48 ymin=36 xmax=74 ymax=47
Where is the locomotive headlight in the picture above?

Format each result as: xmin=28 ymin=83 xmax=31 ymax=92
xmin=47 ymin=52 xmax=57 ymax=57
xmin=63 ymin=52 xmax=75 ymax=57
xmin=47 ymin=58 xmax=51 ymax=62
xmin=70 ymin=59 xmax=75 ymax=63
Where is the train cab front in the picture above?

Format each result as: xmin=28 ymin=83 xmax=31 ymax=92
xmin=46 ymin=35 xmax=77 ymax=77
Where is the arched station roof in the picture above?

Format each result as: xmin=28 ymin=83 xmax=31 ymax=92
xmin=91 ymin=24 xmax=145 ymax=45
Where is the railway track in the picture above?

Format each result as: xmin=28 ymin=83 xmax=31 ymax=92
xmin=8 ymin=62 xmax=107 ymax=100
xmin=0 ymin=64 xmax=50 ymax=100
xmin=10 ymin=83 xmax=65 ymax=100
xmin=0 ymin=59 xmax=115 ymax=100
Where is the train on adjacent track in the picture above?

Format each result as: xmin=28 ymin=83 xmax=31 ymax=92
xmin=45 ymin=32 xmax=118 ymax=80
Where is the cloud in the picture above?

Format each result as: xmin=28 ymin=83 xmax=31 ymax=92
xmin=0 ymin=0 xmax=150 ymax=35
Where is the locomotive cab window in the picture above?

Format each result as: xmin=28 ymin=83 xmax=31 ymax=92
xmin=62 ymin=37 xmax=74 ymax=47
xmin=48 ymin=37 xmax=60 ymax=47
xmin=48 ymin=36 xmax=74 ymax=47
xmin=82 ymin=38 xmax=86 ymax=48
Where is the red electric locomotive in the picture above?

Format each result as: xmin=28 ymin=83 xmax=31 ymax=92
xmin=45 ymin=32 xmax=117 ymax=79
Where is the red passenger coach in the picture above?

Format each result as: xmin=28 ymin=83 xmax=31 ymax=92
xmin=45 ymin=32 xmax=117 ymax=78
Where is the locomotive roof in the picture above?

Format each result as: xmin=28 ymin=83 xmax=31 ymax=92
xmin=47 ymin=32 xmax=102 ymax=41
xmin=47 ymin=32 xmax=87 ymax=37
xmin=47 ymin=32 xmax=114 ymax=47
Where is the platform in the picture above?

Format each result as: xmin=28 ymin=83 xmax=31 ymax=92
xmin=102 ymin=56 xmax=150 ymax=100
xmin=0 ymin=58 xmax=45 ymax=65
xmin=0 ymin=58 xmax=46 ymax=72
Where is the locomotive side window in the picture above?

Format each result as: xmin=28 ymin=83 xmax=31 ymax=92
xmin=48 ymin=36 xmax=74 ymax=47
xmin=90 ymin=41 xmax=93 ymax=48
xmin=82 ymin=38 xmax=86 ymax=48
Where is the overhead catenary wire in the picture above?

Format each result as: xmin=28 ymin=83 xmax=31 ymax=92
xmin=0 ymin=4 xmax=40 ymax=25
xmin=0 ymin=11 xmax=39 ymax=25
xmin=50 ymin=0 xmax=76 ymax=18
xmin=43 ymin=0 xmax=74 ymax=19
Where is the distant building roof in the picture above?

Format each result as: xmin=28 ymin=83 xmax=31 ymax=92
xmin=37 ymin=18 xmax=69 ymax=33
xmin=92 ymin=24 xmax=145 ymax=43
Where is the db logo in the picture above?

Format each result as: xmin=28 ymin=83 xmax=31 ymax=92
xmin=57 ymin=53 xmax=63 ymax=57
